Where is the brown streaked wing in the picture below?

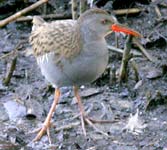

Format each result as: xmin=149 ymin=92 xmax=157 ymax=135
xmin=29 ymin=20 xmax=81 ymax=60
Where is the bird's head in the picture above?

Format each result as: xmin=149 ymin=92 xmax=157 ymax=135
xmin=78 ymin=8 xmax=141 ymax=38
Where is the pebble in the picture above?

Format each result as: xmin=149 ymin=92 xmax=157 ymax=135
xmin=3 ymin=100 xmax=26 ymax=121
xmin=0 ymin=104 xmax=9 ymax=121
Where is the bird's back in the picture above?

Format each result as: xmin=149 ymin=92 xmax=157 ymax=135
xmin=29 ymin=17 xmax=81 ymax=61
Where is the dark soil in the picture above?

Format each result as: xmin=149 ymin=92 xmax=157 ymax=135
xmin=0 ymin=0 xmax=167 ymax=150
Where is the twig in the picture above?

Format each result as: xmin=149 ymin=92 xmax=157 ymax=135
xmin=85 ymin=118 xmax=111 ymax=137
xmin=107 ymin=44 xmax=123 ymax=54
xmin=88 ymin=117 xmax=119 ymax=124
xmin=146 ymin=22 xmax=162 ymax=39
xmin=119 ymin=35 xmax=133 ymax=82
xmin=0 ymin=40 xmax=27 ymax=60
xmin=0 ymin=0 xmax=48 ymax=28
xmin=155 ymin=30 xmax=167 ymax=41
xmin=0 ymin=51 xmax=17 ymax=60
xmin=1 ymin=40 xmax=26 ymax=85
xmin=133 ymin=38 xmax=154 ymax=62
xmin=16 ymin=8 xmax=143 ymax=23
xmin=54 ymin=122 xmax=80 ymax=132
xmin=16 ymin=13 xmax=71 ymax=22
xmin=107 ymin=44 xmax=142 ymax=57
xmin=3 ymin=55 xmax=17 ymax=86
xmin=72 ymin=0 xmax=78 ymax=20
xmin=115 ymin=34 xmax=119 ymax=48
xmin=43 ymin=3 xmax=47 ymax=15
xmin=154 ymin=6 xmax=161 ymax=18
xmin=160 ymin=2 xmax=167 ymax=7
xmin=80 ymin=0 xmax=88 ymax=15
xmin=110 ymin=65 xmax=117 ymax=85
xmin=113 ymin=8 xmax=143 ymax=16
xmin=152 ymin=0 xmax=162 ymax=18
xmin=130 ymin=59 xmax=140 ymax=82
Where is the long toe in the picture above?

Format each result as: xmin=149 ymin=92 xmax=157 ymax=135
xmin=33 ymin=123 xmax=50 ymax=142
xmin=83 ymin=116 xmax=111 ymax=137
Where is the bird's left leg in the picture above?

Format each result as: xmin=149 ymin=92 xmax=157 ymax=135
xmin=33 ymin=88 xmax=61 ymax=143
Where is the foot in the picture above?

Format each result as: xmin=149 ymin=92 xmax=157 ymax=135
xmin=81 ymin=114 xmax=111 ymax=137
xmin=33 ymin=121 xmax=51 ymax=143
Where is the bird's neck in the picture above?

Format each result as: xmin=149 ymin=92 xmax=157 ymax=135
xmin=79 ymin=24 xmax=103 ymax=44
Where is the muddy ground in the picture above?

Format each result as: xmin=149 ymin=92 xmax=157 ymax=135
xmin=0 ymin=0 xmax=167 ymax=150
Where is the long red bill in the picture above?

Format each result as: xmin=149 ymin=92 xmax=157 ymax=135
xmin=111 ymin=24 xmax=142 ymax=37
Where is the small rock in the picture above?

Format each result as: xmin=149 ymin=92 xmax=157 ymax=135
xmin=119 ymin=89 xmax=129 ymax=98
xmin=134 ymin=80 xmax=143 ymax=90
xmin=0 ymin=82 xmax=7 ymax=91
xmin=145 ymin=90 xmax=167 ymax=110
xmin=0 ymin=104 xmax=9 ymax=121
xmin=80 ymin=88 xmax=102 ymax=98
xmin=146 ymin=69 xmax=162 ymax=79
xmin=3 ymin=100 xmax=26 ymax=121
xmin=0 ymin=140 xmax=20 ymax=150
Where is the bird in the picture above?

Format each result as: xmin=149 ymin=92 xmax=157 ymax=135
xmin=29 ymin=8 xmax=141 ymax=143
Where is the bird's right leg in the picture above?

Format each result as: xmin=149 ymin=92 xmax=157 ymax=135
xmin=73 ymin=86 xmax=112 ymax=137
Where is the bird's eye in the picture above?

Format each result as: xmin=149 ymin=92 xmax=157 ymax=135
xmin=101 ymin=19 xmax=108 ymax=24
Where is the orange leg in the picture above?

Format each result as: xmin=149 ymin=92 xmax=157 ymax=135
xmin=74 ymin=86 xmax=114 ymax=137
xmin=33 ymin=88 xmax=61 ymax=143
xmin=74 ymin=86 xmax=87 ymax=136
